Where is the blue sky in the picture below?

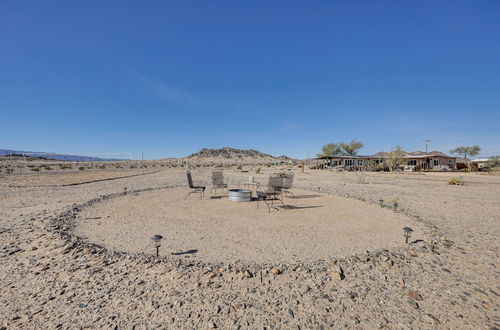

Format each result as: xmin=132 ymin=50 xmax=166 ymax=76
xmin=1 ymin=1 xmax=499 ymax=159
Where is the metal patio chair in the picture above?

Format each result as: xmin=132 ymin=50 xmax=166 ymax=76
xmin=185 ymin=170 xmax=205 ymax=199
xmin=256 ymin=175 xmax=285 ymax=212
xmin=281 ymin=172 xmax=295 ymax=198
xmin=210 ymin=171 xmax=228 ymax=195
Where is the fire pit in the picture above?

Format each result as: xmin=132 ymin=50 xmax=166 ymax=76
xmin=228 ymin=189 xmax=252 ymax=202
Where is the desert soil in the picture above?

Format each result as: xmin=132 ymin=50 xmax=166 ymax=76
xmin=75 ymin=188 xmax=423 ymax=264
xmin=0 ymin=168 xmax=499 ymax=329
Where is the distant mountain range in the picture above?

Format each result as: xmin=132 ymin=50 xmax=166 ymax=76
xmin=0 ymin=149 xmax=123 ymax=162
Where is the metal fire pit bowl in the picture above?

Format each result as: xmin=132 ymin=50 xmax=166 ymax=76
xmin=228 ymin=189 xmax=252 ymax=202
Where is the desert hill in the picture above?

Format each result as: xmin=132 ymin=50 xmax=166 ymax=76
xmin=175 ymin=147 xmax=295 ymax=166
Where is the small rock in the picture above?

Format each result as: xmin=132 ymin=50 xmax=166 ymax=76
xmin=482 ymin=302 xmax=495 ymax=311
xmin=407 ymin=299 xmax=419 ymax=309
xmin=408 ymin=291 xmax=423 ymax=301
xmin=425 ymin=313 xmax=441 ymax=324
xmin=270 ymin=268 xmax=281 ymax=275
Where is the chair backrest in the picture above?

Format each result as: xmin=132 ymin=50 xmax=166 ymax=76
xmin=268 ymin=175 xmax=283 ymax=193
xmin=212 ymin=171 xmax=224 ymax=185
xmin=186 ymin=170 xmax=194 ymax=188
xmin=282 ymin=173 xmax=294 ymax=189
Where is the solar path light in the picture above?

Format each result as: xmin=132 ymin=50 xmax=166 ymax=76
xmin=151 ymin=234 xmax=163 ymax=257
xmin=403 ymin=227 xmax=413 ymax=244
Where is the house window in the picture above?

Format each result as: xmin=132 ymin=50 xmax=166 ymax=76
xmin=345 ymin=159 xmax=353 ymax=166
xmin=357 ymin=159 xmax=363 ymax=166
xmin=408 ymin=160 xmax=417 ymax=166
xmin=433 ymin=159 xmax=440 ymax=166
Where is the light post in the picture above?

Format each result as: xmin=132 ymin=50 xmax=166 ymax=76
xmin=403 ymin=227 xmax=413 ymax=244
xmin=151 ymin=234 xmax=163 ymax=257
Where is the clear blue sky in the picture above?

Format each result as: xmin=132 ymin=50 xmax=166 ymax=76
xmin=1 ymin=1 xmax=499 ymax=159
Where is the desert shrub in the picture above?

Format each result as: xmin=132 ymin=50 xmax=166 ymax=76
xmin=129 ymin=165 xmax=136 ymax=169
xmin=98 ymin=165 xmax=106 ymax=169
xmin=356 ymin=171 xmax=367 ymax=184
xmin=236 ymin=165 xmax=242 ymax=170
xmin=31 ymin=167 xmax=40 ymax=172
xmin=27 ymin=164 xmax=36 ymax=168
xmin=78 ymin=166 xmax=86 ymax=170
xmin=366 ymin=160 xmax=385 ymax=172
xmin=484 ymin=157 xmax=500 ymax=170
xmin=43 ymin=166 xmax=52 ymax=171
xmin=448 ymin=177 xmax=464 ymax=185
xmin=58 ymin=164 xmax=72 ymax=170
xmin=6 ymin=168 xmax=14 ymax=174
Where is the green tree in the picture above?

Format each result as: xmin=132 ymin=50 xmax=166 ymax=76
xmin=317 ymin=143 xmax=343 ymax=157
xmin=385 ymin=145 xmax=406 ymax=171
xmin=318 ymin=139 xmax=364 ymax=157
xmin=340 ymin=139 xmax=364 ymax=156
xmin=450 ymin=145 xmax=481 ymax=171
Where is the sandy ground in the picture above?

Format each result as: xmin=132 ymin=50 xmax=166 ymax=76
xmin=76 ymin=188 xmax=423 ymax=263
xmin=0 ymin=169 xmax=157 ymax=187
xmin=0 ymin=167 xmax=499 ymax=329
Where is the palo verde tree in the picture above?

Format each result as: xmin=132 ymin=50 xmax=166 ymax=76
xmin=317 ymin=143 xmax=343 ymax=157
xmin=385 ymin=145 xmax=407 ymax=171
xmin=450 ymin=145 xmax=481 ymax=171
xmin=340 ymin=139 xmax=364 ymax=156
xmin=317 ymin=139 xmax=364 ymax=157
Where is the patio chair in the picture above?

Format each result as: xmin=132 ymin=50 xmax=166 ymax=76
xmin=281 ymin=172 xmax=295 ymax=198
xmin=185 ymin=170 xmax=205 ymax=200
xmin=210 ymin=171 xmax=228 ymax=195
xmin=256 ymin=175 xmax=285 ymax=212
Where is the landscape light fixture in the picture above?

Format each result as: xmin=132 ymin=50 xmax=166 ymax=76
xmin=403 ymin=227 xmax=413 ymax=244
xmin=151 ymin=234 xmax=163 ymax=257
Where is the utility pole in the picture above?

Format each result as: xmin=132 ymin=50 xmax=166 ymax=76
xmin=423 ymin=140 xmax=431 ymax=153
xmin=142 ymin=152 xmax=144 ymax=174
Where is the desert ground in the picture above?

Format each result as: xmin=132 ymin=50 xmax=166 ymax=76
xmin=0 ymin=166 xmax=499 ymax=329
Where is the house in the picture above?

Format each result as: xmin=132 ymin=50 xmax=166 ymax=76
xmin=372 ymin=151 xmax=457 ymax=171
xmin=315 ymin=155 xmax=372 ymax=170
xmin=316 ymin=150 xmax=457 ymax=171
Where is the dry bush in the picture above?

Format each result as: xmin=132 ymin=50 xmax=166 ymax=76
xmin=448 ymin=177 xmax=464 ymax=185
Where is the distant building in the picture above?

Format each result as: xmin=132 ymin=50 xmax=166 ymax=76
xmin=315 ymin=150 xmax=457 ymax=171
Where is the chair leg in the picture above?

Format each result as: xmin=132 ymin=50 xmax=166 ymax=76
xmin=185 ymin=191 xmax=192 ymax=200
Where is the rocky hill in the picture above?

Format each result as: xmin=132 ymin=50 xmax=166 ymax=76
xmin=183 ymin=147 xmax=294 ymax=166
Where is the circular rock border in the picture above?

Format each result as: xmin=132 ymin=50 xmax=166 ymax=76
xmin=47 ymin=184 xmax=455 ymax=276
